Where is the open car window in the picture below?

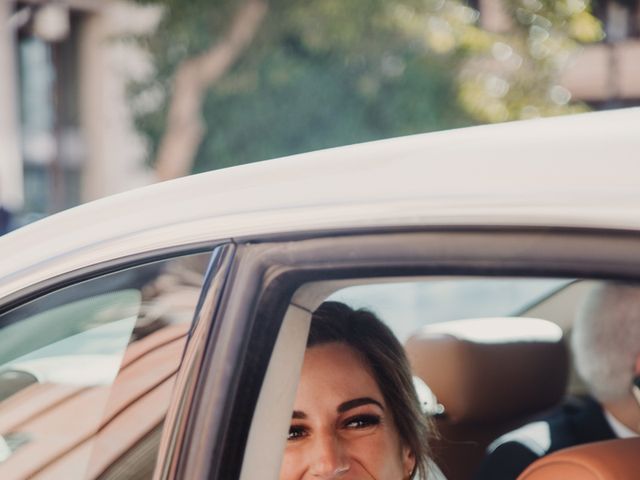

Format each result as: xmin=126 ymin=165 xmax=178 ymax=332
xmin=241 ymin=275 xmax=606 ymax=480
xmin=185 ymin=230 xmax=640 ymax=480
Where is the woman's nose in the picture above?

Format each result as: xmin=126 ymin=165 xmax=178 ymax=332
xmin=309 ymin=434 xmax=350 ymax=478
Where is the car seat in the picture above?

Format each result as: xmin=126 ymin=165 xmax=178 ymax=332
xmin=405 ymin=317 xmax=568 ymax=480
xmin=516 ymin=437 xmax=640 ymax=480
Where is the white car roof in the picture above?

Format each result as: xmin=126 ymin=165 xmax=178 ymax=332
xmin=1 ymin=108 xmax=639 ymax=297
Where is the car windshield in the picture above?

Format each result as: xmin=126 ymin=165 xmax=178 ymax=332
xmin=329 ymin=277 xmax=572 ymax=341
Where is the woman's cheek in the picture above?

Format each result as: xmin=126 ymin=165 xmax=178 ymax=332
xmin=347 ymin=433 xmax=387 ymax=465
xmin=349 ymin=432 xmax=407 ymax=479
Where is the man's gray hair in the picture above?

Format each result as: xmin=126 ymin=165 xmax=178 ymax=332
xmin=571 ymin=282 xmax=640 ymax=402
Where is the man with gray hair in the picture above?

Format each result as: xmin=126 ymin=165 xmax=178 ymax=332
xmin=474 ymin=282 xmax=640 ymax=480
xmin=572 ymin=282 xmax=640 ymax=437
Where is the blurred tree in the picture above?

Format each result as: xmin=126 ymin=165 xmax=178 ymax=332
xmin=129 ymin=0 xmax=602 ymax=178
xmin=457 ymin=0 xmax=603 ymax=122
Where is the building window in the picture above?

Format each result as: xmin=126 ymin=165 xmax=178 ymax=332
xmin=16 ymin=4 xmax=84 ymax=221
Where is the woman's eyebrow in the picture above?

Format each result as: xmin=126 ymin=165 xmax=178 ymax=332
xmin=337 ymin=397 xmax=385 ymax=413
xmin=292 ymin=410 xmax=307 ymax=419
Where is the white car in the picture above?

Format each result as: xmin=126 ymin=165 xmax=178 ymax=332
xmin=0 ymin=108 xmax=638 ymax=480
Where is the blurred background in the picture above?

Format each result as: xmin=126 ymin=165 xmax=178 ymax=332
xmin=1 ymin=0 xmax=639 ymax=232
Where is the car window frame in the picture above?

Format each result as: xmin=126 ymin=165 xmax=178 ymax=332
xmin=154 ymin=242 xmax=236 ymax=479
xmin=177 ymin=227 xmax=640 ymax=480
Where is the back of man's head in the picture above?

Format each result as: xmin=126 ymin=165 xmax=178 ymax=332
xmin=571 ymin=282 xmax=640 ymax=403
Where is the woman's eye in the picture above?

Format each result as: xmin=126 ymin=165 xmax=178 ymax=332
xmin=288 ymin=425 xmax=307 ymax=441
xmin=344 ymin=414 xmax=381 ymax=429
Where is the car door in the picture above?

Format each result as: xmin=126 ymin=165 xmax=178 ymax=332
xmin=172 ymin=228 xmax=640 ymax=480
xmin=0 ymin=243 xmax=234 ymax=479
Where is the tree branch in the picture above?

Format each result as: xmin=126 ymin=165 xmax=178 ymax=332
xmin=154 ymin=0 xmax=268 ymax=181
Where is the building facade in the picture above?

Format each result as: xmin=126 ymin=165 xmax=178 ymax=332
xmin=0 ymin=0 xmax=159 ymax=228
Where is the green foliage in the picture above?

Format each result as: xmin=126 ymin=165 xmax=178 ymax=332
xmin=129 ymin=0 xmax=602 ymax=172
xmin=457 ymin=0 xmax=603 ymax=122
xmin=193 ymin=46 xmax=468 ymax=171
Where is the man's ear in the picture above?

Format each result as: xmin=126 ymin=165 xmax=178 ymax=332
xmin=402 ymin=446 xmax=416 ymax=479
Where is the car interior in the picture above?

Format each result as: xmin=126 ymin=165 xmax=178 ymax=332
xmin=241 ymin=275 xmax=640 ymax=480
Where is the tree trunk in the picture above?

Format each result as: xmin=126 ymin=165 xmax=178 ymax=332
xmin=154 ymin=0 xmax=268 ymax=181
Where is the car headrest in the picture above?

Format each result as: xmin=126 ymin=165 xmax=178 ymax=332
xmin=517 ymin=438 xmax=640 ymax=480
xmin=405 ymin=317 xmax=568 ymax=424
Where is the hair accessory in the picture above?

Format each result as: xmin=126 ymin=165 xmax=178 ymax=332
xmin=413 ymin=376 xmax=445 ymax=416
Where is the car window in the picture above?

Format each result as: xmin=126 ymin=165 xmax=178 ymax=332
xmin=268 ymin=276 xmax=575 ymax=480
xmin=329 ymin=277 xmax=571 ymax=341
xmin=229 ymin=231 xmax=639 ymax=480
xmin=0 ymin=249 xmax=215 ymax=479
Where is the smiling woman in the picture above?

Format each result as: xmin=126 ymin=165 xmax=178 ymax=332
xmin=279 ymin=302 xmax=431 ymax=480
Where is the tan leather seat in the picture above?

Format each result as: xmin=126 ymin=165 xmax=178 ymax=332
xmin=405 ymin=317 xmax=568 ymax=480
xmin=517 ymin=438 xmax=640 ymax=480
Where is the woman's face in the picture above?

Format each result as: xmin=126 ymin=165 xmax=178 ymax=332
xmin=279 ymin=342 xmax=415 ymax=479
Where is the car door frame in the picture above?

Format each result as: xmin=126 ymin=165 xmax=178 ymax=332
xmin=171 ymin=226 xmax=640 ymax=480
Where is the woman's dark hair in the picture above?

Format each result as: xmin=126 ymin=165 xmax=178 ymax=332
xmin=308 ymin=301 xmax=431 ymax=479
